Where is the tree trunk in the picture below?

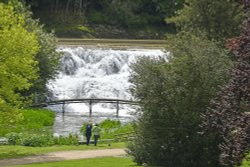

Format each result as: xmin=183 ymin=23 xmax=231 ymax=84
xmin=79 ymin=0 xmax=83 ymax=16
xmin=55 ymin=0 xmax=59 ymax=13
xmin=66 ymin=0 xmax=72 ymax=13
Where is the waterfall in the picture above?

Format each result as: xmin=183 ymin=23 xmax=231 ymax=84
xmin=47 ymin=46 xmax=169 ymax=135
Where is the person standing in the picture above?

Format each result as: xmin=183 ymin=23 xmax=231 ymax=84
xmin=92 ymin=123 xmax=101 ymax=146
xmin=85 ymin=123 xmax=92 ymax=145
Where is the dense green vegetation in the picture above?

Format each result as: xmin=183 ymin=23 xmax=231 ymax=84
xmin=1 ymin=115 xmax=133 ymax=147
xmin=9 ymin=0 xmax=61 ymax=101
xmin=128 ymin=32 xmax=232 ymax=167
xmin=167 ymin=0 xmax=243 ymax=40
xmin=6 ymin=157 xmax=139 ymax=167
xmin=0 ymin=0 xmax=249 ymax=166
xmin=0 ymin=108 xmax=55 ymax=136
xmin=202 ymin=5 xmax=250 ymax=166
xmin=127 ymin=0 xmax=249 ymax=167
xmin=0 ymin=2 xmax=39 ymax=115
xmin=0 ymin=0 xmax=61 ymax=133
xmin=19 ymin=0 xmax=185 ymax=38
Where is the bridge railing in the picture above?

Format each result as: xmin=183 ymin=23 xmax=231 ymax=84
xmin=33 ymin=97 xmax=139 ymax=118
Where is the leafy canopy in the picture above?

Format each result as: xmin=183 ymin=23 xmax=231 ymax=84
xmin=167 ymin=0 xmax=243 ymax=40
xmin=0 ymin=2 xmax=39 ymax=108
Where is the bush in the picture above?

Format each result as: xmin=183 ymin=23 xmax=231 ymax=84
xmin=20 ymin=134 xmax=53 ymax=147
xmin=128 ymin=32 xmax=232 ymax=167
xmin=53 ymin=134 xmax=79 ymax=145
xmin=6 ymin=133 xmax=80 ymax=146
xmin=5 ymin=133 xmax=21 ymax=145
xmin=99 ymin=119 xmax=121 ymax=129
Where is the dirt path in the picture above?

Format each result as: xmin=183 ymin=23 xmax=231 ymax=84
xmin=0 ymin=149 xmax=127 ymax=166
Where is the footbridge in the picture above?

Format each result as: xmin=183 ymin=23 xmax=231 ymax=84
xmin=34 ymin=98 xmax=139 ymax=118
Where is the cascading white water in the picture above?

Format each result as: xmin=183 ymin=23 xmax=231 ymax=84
xmin=47 ymin=46 xmax=169 ymax=135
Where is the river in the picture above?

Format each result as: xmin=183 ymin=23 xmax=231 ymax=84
xmin=47 ymin=39 xmax=169 ymax=136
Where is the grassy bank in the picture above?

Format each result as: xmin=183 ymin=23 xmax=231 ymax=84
xmin=0 ymin=142 xmax=125 ymax=159
xmin=0 ymin=108 xmax=55 ymax=136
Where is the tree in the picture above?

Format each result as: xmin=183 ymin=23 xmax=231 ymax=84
xmin=22 ymin=0 xmax=185 ymax=30
xmin=0 ymin=2 xmax=39 ymax=108
xmin=0 ymin=1 xmax=39 ymax=129
xmin=128 ymin=32 xmax=233 ymax=167
xmin=167 ymin=0 xmax=243 ymax=40
xmin=202 ymin=1 xmax=250 ymax=166
xmin=8 ymin=0 xmax=61 ymax=104
xmin=137 ymin=0 xmax=184 ymax=24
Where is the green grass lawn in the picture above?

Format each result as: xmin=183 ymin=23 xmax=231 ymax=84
xmin=6 ymin=157 xmax=140 ymax=167
xmin=0 ymin=142 xmax=125 ymax=159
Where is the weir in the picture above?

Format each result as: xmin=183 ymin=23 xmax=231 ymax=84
xmin=46 ymin=44 xmax=169 ymax=136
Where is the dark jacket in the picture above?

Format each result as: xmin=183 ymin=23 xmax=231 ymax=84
xmin=85 ymin=124 xmax=92 ymax=136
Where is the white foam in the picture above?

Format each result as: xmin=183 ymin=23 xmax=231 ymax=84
xmin=47 ymin=47 xmax=169 ymax=116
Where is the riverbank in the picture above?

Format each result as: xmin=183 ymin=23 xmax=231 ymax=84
xmin=51 ymin=24 xmax=170 ymax=40
xmin=57 ymin=38 xmax=167 ymax=49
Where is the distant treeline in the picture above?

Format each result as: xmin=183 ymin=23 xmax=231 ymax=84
xmin=23 ymin=0 xmax=184 ymax=28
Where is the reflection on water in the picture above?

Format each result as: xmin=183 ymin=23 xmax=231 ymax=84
xmin=53 ymin=111 xmax=134 ymax=136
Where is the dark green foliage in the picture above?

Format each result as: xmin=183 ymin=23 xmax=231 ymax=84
xmin=128 ymin=32 xmax=232 ymax=167
xmin=168 ymin=0 xmax=243 ymax=40
xmin=5 ymin=133 xmax=21 ymax=145
xmin=20 ymin=134 xmax=54 ymax=147
xmin=22 ymin=0 xmax=185 ymax=32
xmin=202 ymin=1 xmax=250 ymax=166
xmin=5 ymin=133 xmax=79 ymax=146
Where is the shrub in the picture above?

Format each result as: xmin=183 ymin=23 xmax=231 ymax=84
xmin=20 ymin=134 xmax=49 ymax=147
xmin=53 ymin=134 xmax=79 ymax=145
xmin=128 ymin=32 xmax=232 ymax=167
xmin=5 ymin=133 xmax=21 ymax=145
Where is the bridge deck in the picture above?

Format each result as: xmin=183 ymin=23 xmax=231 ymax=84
xmin=34 ymin=98 xmax=139 ymax=118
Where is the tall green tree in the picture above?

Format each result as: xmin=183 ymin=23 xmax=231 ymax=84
xmin=8 ymin=0 xmax=61 ymax=103
xmin=167 ymin=0 xmax=243 ymax=40
xmin=128 ymin=32 xmax=232 ymax=167
xmin=0 ymin=2 xmax=39 ymax=109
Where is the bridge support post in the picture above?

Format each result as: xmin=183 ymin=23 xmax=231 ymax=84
xmin=34 ymin=92 xmax=38 ymax=104
xmin=62 ymin=102 xmax=65 ymax=113
xmin=116 ymin=101 xmax=119 ymax=118
xmin=89 ymin=100 xmax=92 ymax=117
